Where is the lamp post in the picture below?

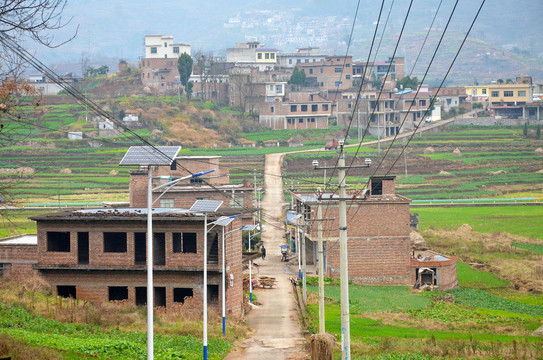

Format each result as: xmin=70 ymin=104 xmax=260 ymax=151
xmin=119 ymin=145 xmax=182 ymax=360
xmin=189 ymin=200 xmax=224 ymax=360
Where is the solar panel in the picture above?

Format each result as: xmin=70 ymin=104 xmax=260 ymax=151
xmin=119 ymin=146 xmax=181 ymax=166
xmin=190 ymin=200 xmax=223 ymax=213
xmin=213 ymin=216 xmax=235 ymax=227
xmin=240 ymin=224 xmax=258 ymax=231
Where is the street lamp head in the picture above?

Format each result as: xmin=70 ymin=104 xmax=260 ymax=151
xmin=338 ymin=139 xmax=345 ymax=147
xmin=365 ymin=158 xmax=372 ymax=166
xmin=312 ymin=159 xmax=319 ymax=168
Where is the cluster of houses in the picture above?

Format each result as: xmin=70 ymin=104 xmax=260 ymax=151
xmin=138 ymin=34 xmax=543 ymax=136
xmin=0 ymin=149 xmax=458 ymax=313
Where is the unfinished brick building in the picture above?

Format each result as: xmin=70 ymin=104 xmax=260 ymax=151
xmin=31 ymin=208 xmax=244 ymax=314
xmin=293 ymin=176 xmax=457 ymax=290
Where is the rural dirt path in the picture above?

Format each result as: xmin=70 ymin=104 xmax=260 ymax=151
xmin=225 ymin=152 xmax=308 ymax=360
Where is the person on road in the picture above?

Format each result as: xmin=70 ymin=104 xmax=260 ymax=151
xmin=261 ymin=245 xmax=266 ymax=260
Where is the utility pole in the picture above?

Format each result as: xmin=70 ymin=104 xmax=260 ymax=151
xmin=312 ymin=147 xmax=371 ymax=360
xmin=302 ymin=215 xmax=307 ymax=303
xmin=317 ymin=201 xmax=325 ymax=333
xmin=254 ymin=170 xmax=257 ymax=225
xmin=337 ymin=142 xmax=350 ymax=360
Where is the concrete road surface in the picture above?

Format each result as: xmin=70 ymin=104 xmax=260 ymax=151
xmin=225 ymin=153 xmax=308 ymax=360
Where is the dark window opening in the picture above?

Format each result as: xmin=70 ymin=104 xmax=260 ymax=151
xmin=155 ymin=287 xmax=166 ymax=307
xmin=371 ymin=178 xmax=383 ymax=195
xmin=77 ymin=232 xmax=89 ymax=264
xmin=173 ymin=233 xmax=182 ymax=253
xmin=136 ymin=287 xmax=146 ymax=306
xmin=173 ymin=288 xmax=194 ymax=303
xmin=208 ymin=284 xmax=219 ymax=302
xmin=190 ymin=178 xmax=203 ymax=184
xmin=312 ymin=104 xmax=318 ymax=112
xmin=57 ymin=285 xmax=76 ymax=299
xmin=104 ymin=232 xmax=127 ymax=253
xmin=301 ymin=105 xmax=308 ymax=112
xmin=208 ymin=233 xmax=219 ymax=265
xmin=108 ymin=286 xmax=128 ymax=301
xmin=135 ymin=233 xmax=146 ymax=265
xmin=183 ymin=233 xmax=197 ymax=253
xmin=47 ymin=232 xmax=70 ymax=252
xmin=154 ymin=233 xmax=166 ymax=265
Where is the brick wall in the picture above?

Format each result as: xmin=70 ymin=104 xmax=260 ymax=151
xmin=307 ymin=198 xmax=412 ymax=284
xmin=0 ymin=245 xmax=38 ymax=277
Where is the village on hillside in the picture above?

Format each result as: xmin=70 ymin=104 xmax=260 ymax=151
xmin=1 ymin=14 xmax=542 ymax=359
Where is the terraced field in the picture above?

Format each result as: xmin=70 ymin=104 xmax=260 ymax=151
xmin=284 ymin=125 xmax=543 ymax=200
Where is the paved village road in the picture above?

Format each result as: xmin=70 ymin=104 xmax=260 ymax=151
xmin=224 ymin=152 xmax=308 ymax=360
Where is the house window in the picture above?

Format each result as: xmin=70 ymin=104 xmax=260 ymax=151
xmin=265 ymin=53 xmax=270 ymax=59
xmin=299 ymin=118 xmax=303 ymax=123
xmin=348 ymin=103 xmax=352 ymax=109
xmin=289 ymin=59 xmax=292 ymax=64
xmin=482 ymin=88 xmax=487 ymax=94
xmin=305 ymin=59 xmax=309 ymax=63
xmin=309 ymin=69 xmax=313 ymax=74
xmin=288 ymin=118 xmax=293 ymax=124
xmin=164 ymin=55 xmax=167 ymax=59
xmin=323 ymin=104 xmax=329 ymax=111
xmin=150 ymin=47 xmax=157 ymax=54
xmin=290 ymin=105 xmax=297 ymax=112
xmin=320 ymin=68 xmax=323 ymax=73
xmin=258 ymin=53 xmax=262 ymax=59
xmin=518 ymin=91 xmax=526 ymax=97
xmin=419 ymin=99 xmax=426 ymax=106
xmin=160 ymin=198 xmax=174 ymax=208
xmin=173 ymin=288 xmax=194 ymax=303
xmin=271 ymin=106 xmax=274 ymax=112
xmin=312 ymin=104 xmax=318 ymax=112
xmin=491 ymin=91 xmax=499 ymax=97
xmin=173 ymin=47 xmax=179 ymax=54
xmin=301 ymin=105 xmax=308 ymax=112
xmin=108 ymin=286 xmax=128 ymax=301
xmin=47 ymin=232 xmax=70 ymax=252
xmin=276 ymin=85 xmax=282 ymax=93
xmin=310 ymin=118 xmax=315 ymax=122
xmin=320 ymin=82 xmax=324 ymax=87
xmin=335 ymin=68 xmax=342 ymax=73
xmin=297 ymin=59 xmax=301 ymax=63
xmin=335 ymin=81 xmax=342 ymax=87
xmin=57 ymin=286 xmax=76 ymax=299
xmin=271 ymin=53 xmax=275 ymax=59
xmin=504 ymin=91 xmax=514 ymax=97
xmin=103 ymin=232 xmax=127 ymax=253
xmin=346 ymin=63 xmax=351 ymax=67
xmin=164 ymin=42 xmax=167 ymax=47
xmin=446 ymin=99 xmax=452 ymax=105
xmin=346 ymin=75 xmax=351 ymax=80
xmin=183 ymin=233 xmax=197 ymax=253
xmin=190 ymin=178 xmax=202 ymax=184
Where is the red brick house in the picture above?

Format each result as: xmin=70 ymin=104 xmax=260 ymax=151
xmin=31 ymin=208 xmax=244 ymax=314
xmin=292 ymin=176 xmax=457 ymax=290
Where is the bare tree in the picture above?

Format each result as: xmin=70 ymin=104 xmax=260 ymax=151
xmin=0 ymin=0 xmax=73 ymax=46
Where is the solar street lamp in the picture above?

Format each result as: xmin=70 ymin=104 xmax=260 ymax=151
xmin=119 ymin=146 xmax=180 ymax=360
xmin=209 ymin=214 xmax=242 ymax=334
xmin=190 ymin=200 xmax=223 ymax=360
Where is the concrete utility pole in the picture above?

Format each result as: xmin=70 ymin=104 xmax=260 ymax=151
xmin=302 ymin=216 xmax=307 ymax=303
xmin=312 ymin=146 xmax=371 ymax=360
xmin=337 ymin=142 xmax=350 ymax=360
xmin=317 ymin=201 xmax=325 ymax=333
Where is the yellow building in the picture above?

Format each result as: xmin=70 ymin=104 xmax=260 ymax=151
xmin=487 ymin=84 xmax=532 ymax=105
xmin=255 ymin=48 xmax=277 ymax=63
xmin=464 ymin=85 xmax=489 ymax=102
